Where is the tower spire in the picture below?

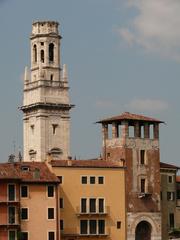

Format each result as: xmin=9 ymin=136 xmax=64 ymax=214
xmin=21 ymin=21 xmax=74 ymax=162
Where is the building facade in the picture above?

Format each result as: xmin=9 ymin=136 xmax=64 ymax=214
xmin=160 ymin=162 xmax=179 ymax=239
xmin=21 ymin=21 xmax=73 ymax=162
xmin=50 ymin=159 xmax=126 ymax=240
xmin=0 ymin=162 xmax=59 ymax=240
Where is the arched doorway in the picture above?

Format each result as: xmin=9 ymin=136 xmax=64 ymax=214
xmin=135 ymin=221 xmax=152 ymax=240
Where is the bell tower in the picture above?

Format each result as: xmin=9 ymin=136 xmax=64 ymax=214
xmin=21 ymin=21 xmax=73 ymax=161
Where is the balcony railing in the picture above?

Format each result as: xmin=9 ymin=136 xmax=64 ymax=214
xmin=0 ymin=200 xmax=20 ymax=205
xmin=138 ymin=192 xmax=152 ymax=198
xmin=76 ymin=206 xmax=109 ymax=216
xmin=61 ymin=227 xmax=110 ymax=237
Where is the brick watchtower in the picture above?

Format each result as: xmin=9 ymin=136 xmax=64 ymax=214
xmin=98 ymin=112 xmax=163 ymax=240
xmin=21 ymin=21 xmax=74 ymax=161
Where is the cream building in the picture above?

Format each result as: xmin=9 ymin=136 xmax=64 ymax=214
xmin=50 ymin=159 xmax=126 ymax=240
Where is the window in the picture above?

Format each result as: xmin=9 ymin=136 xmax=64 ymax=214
xmin=81 ymin=198 xmax=87 ymax=213
xmin=177 ymin=190 xmax=180 ymax=199
xmin=48 ymin=232 xmax=55 ymax=240
xmin=80 ymin=220 xmax=106 ymax=235
xmin=160 ymin=191 xmax=163 ymax=201
xmin=49 ymin=43 xmax=54 ymax=62
xmin=90 ymin=199 xmax=96 ymax=213
xmin=117 ymin=221 xmax=121 ymax=229
xmin=81 ymin=176 xmax=87 ymax=184
xmin=8 ymin=184 xmax=15 ymax=201
xmin=60 ymin=198 xmax=64 ymax=209
xmin=90 ymin=176 xmax=95 ymax=184
xmin=80 ymin=220 xmax=88 ymax=234
xmin=60 ymin=220 xmax=64 ymax=230
xmin=48 ymin=186 xmax=54 ymax=197
xmin=167 ymin=192 xmax=175 ymax=201
xmin=21 ymin=232 xmax=28 ymax=240
xmin=21 ymin=186 xmax=28 ymax=198
xmin=48 ymin=208 xmax=55 ymax=219
xmin=52 ymin=124 xmax=58 ymax=135
xmin=140 ymin=150 xmax=145 ymax=165
xmin=168 ymin=175 xmax=173 ymax=183
xmin=50 ymin=74 xmax=53 ymax=81
xmin=30 ymin=125 xmax=34 ymax=134
xmin=98 ymin=199 xmax=104 ymax=213
xmin=98 ymin=176 xmax=104 ymax=184
xmin=21 ymin=166 xmax=30 ymax=172
xmin=169 ymin=213 xmax=175 ymax=228
xmin=58 ymin=176 xmax=63 ymax=184
xmin=8 ymin=206 xmax=15 ymax=224
xmin=98 ymin=220 xmax=105 ymax=234
xmin=89 ymin=220 xmax=97 ymax=234
xmin=41 ymin=49 xmax=44 ymax=63
xmin=140 ymin=178 xmax=146 ymax=193
xmin=33 ymin=44 xmax=37 ymax=63
xmin=41 ymin=42 xmax=44 ymax=46
xmin=9 ymin=230 xmax=16 ymax=240
xmin=21 ymin=208 xmax=28 ymax=220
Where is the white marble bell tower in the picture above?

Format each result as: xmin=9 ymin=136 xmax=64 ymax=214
xmin=21 ymin=21 xmax=73 ymax=162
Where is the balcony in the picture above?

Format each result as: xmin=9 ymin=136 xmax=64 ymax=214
xmin=61 ymin=227 xmax=110 ymax=238
xmin=76 ymin=206 xmax=109 ymax=217
xmin=138 ymin=192 xmax=152 ymax=199
xmin=0 ymin=200 xmax=20 ymax=205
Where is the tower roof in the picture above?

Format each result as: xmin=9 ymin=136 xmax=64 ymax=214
xmin=97 ymin=112 xmax=164 ymax=124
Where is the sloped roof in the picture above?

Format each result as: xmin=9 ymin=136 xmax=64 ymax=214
xmin=160 ymin=162 xmax=180 ymax=170
xmin=97 ymin=112 xmax=164 ymax=124
xmin=51 ymin=159 xmax=124 ymax=168
xmin=0 ymin=162 xmax=59 ymax=183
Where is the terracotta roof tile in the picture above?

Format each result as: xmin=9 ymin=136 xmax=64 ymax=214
xmin=51 ymin=159 xmax=124 ymax=168
xmin=160 ymin=162 xmax=180 ymax=170
xmin=97 ymin=112 xmax=164 ymax=124
xmin=0 ymin=162 xmax=59 ymax=183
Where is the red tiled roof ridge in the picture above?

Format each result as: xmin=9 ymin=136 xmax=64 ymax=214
xmin=51 ymin=159 xmax=124 ymax=168
xmin=97 ymin=112 xmax=164 ymax=124
xmin=160 ymin=162 xmax=180 ymax=169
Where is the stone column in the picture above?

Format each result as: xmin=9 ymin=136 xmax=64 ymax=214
xmin=154 ymin=123 xmax=159 ymax=139
xmin=134 ymin=122 xmax=140 ymax=138
xmin=144 ymin=123 xmax=150 ymax=139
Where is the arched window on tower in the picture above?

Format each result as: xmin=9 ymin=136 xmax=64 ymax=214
xmin=49 ymin=43 xmax=54 ymax=62
xmin=40 ymin=49 xmax=44 ymax=63
xmin=33 ymin=44 xmax=37 ymax=63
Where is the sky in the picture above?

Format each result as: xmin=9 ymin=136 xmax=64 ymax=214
xmin=0 ymin=0 xmax=180 ymax=166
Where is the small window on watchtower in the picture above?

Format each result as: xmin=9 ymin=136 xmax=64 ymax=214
xmin=140 ymin=178 xmax=146 ymax=193
xmin=41 ymin=50 xmax=44 ymax=63
xmin=33 ymin=44 xmax=37 ymax=63
xmin=52 ymin=124 xmax=58 ymax=135
xmin=49 ymin=43 xmax=54 ymax=62
xmin=140 ymin=150 xmax=145 ymax=165
xmin=50 ymin=74 xmax=53 ymax=81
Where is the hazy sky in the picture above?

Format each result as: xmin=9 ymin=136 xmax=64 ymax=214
xmin=0 ymin=0 xmax=180 ymax=166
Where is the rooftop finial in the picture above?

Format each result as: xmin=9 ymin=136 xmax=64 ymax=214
xmin=24 ymin=66 xmax=29 ymax=82
xmin=62 ymin=64 xmax=68 ymax=82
